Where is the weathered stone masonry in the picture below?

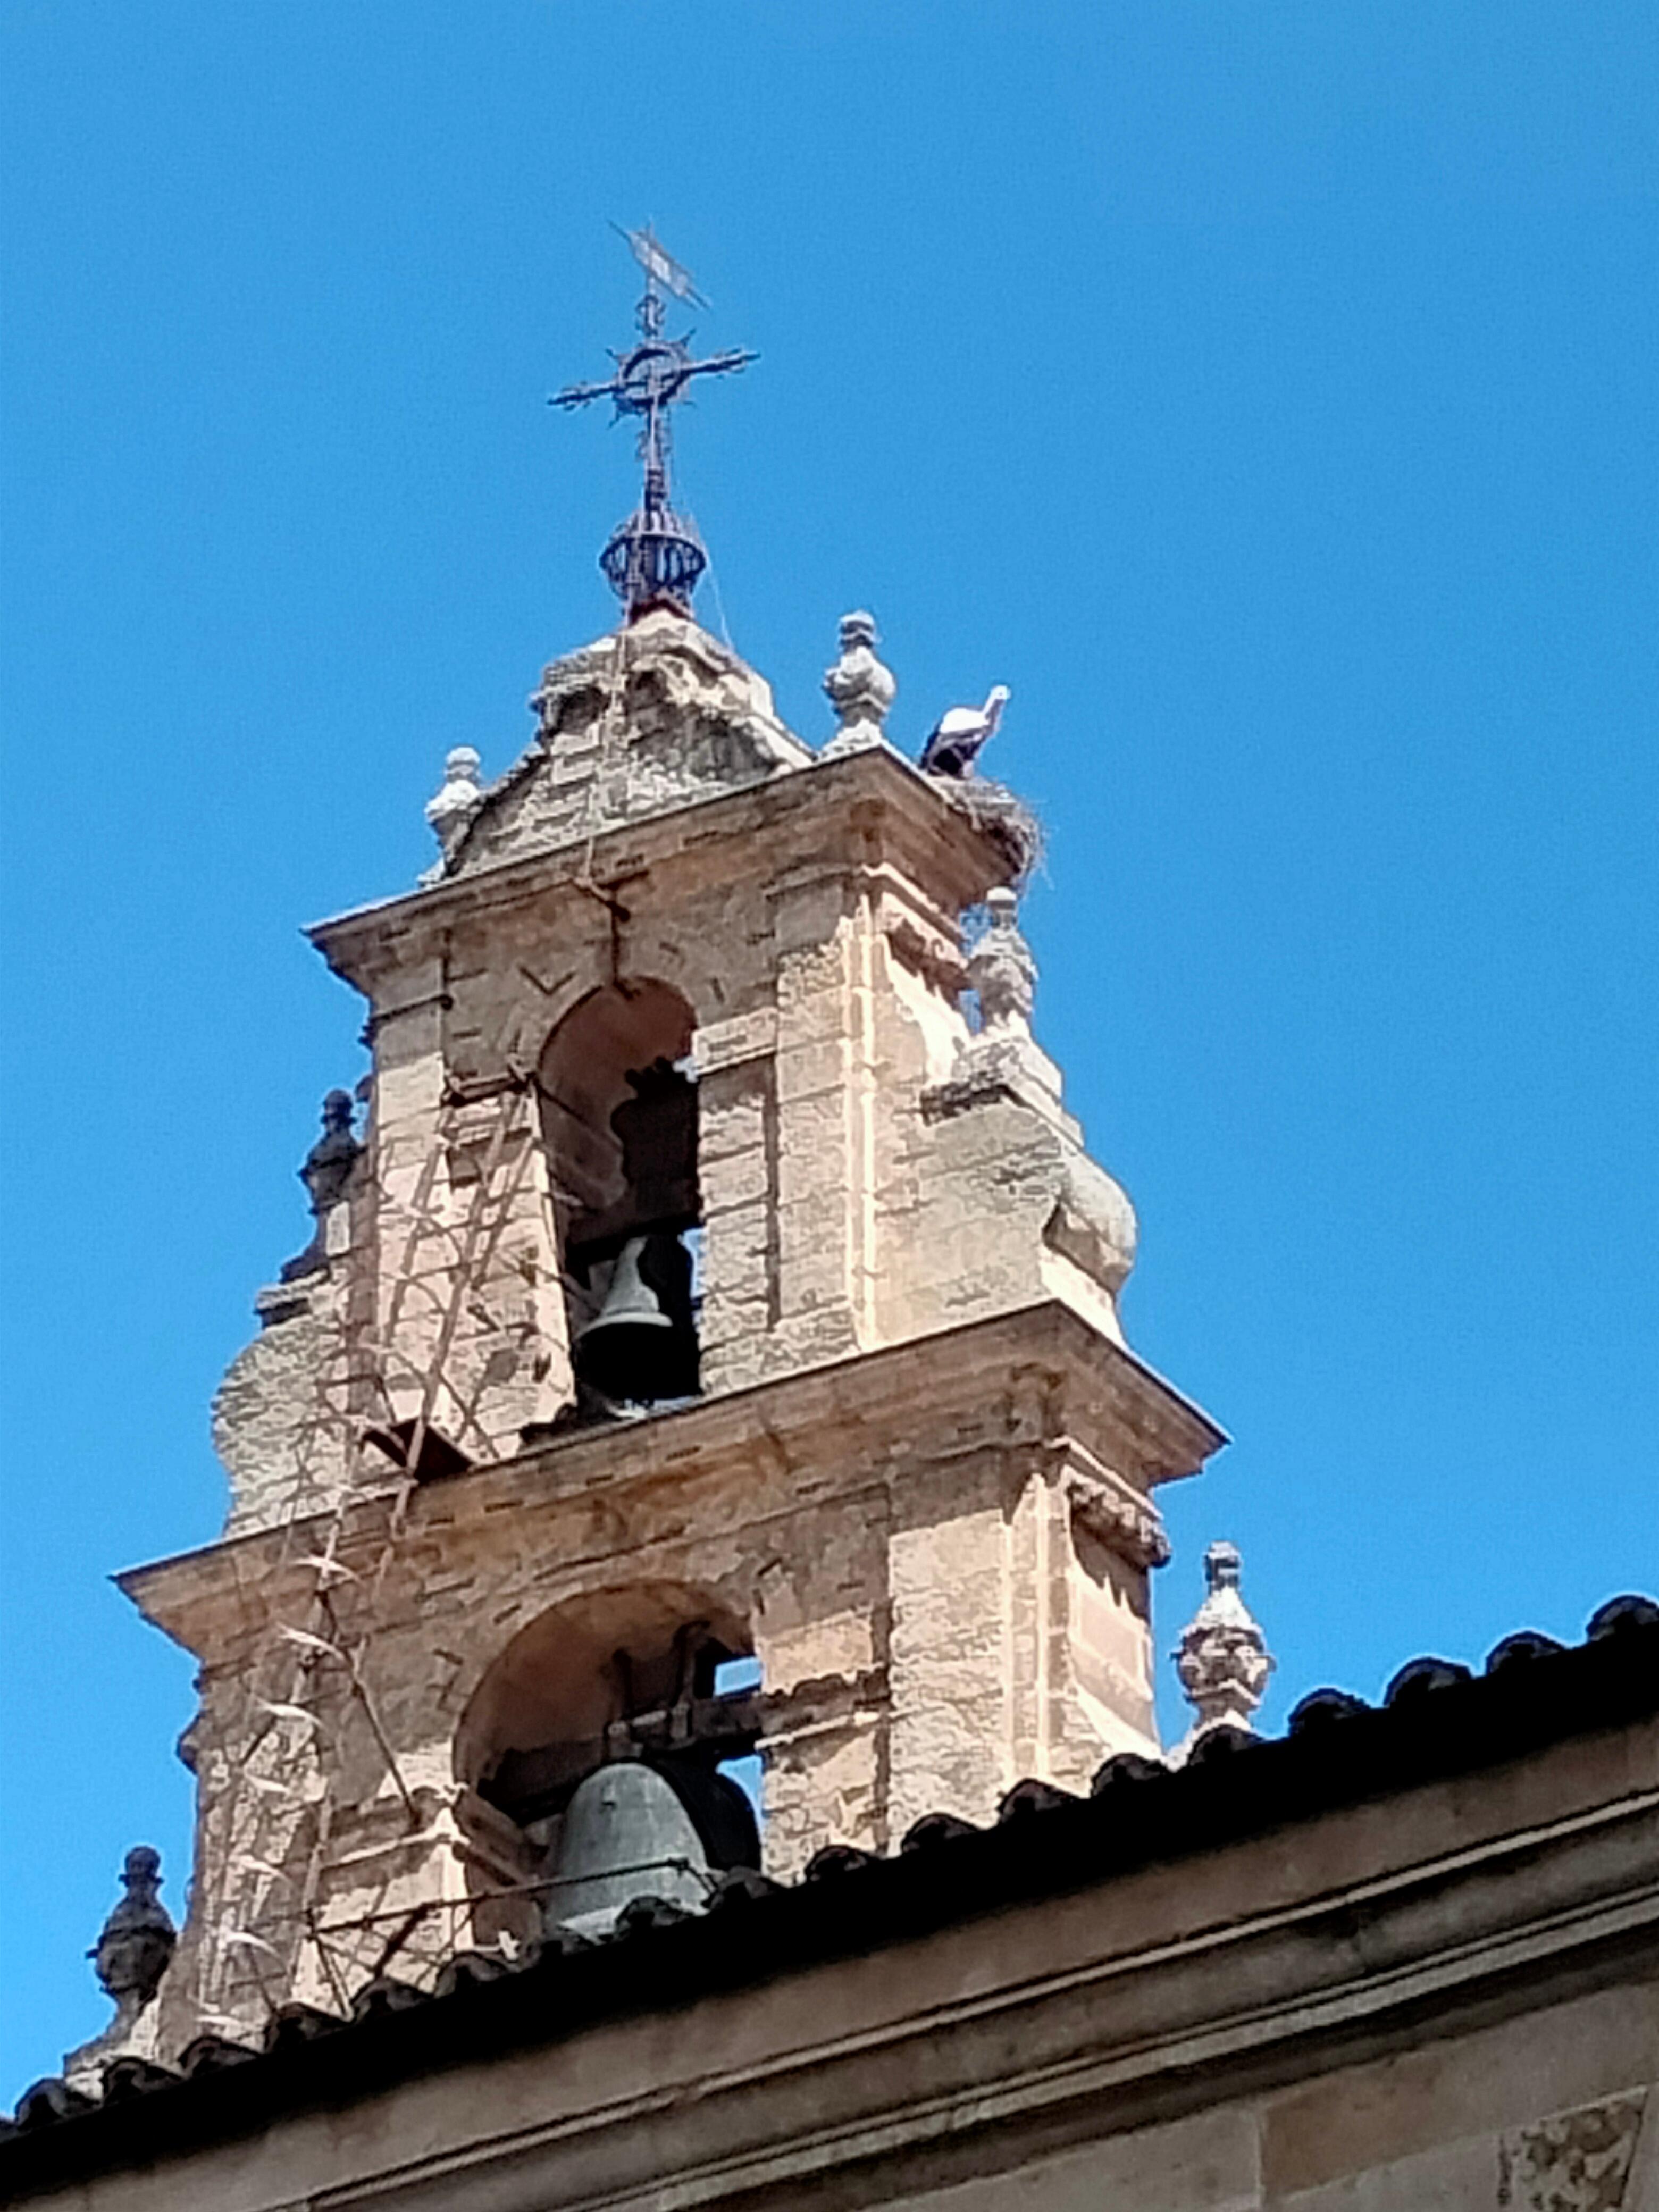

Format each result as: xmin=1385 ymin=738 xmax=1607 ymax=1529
xmin=116 ymin=607 xmax=1224 ymax=2057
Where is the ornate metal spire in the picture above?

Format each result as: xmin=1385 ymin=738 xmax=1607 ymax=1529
xmin=551 ymin=225 xmax=757 ymax=622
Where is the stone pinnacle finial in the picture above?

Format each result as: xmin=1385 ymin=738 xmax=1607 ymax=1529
xmin=89 ymin=1847 xmax=176 ymax=2030
xmin=1173 ymin=1541 xmax=1274 ymax=1750
xmin=969 ymin=888 xmax=1037 ymax=1041
xmin=951 ymin=886 xmax=1070 ymax=1118
xmin=278 ymin=1089 xmax=362 ymax=1284
xmin=822 ymin=610 xmax=898 ymax=758
xmin=425 ymin=744 xmax=484 ymax=862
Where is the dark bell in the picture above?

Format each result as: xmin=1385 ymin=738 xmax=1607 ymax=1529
xmin=544 ymin=1762 xmax=714 ymax=1936
xmin=574 ymin=1233 xmax=698 ymax=1403
xmin=610 ymin=1060 xmax=698 ymax=1227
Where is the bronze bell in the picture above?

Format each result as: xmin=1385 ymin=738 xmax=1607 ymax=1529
xmin=574 ymin=1233 xmax=699 ymax=1403
xmin=543 ymin=1761 xmax=714 ymax=1937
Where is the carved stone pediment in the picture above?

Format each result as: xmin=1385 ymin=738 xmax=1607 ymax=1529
xmin=443 ymin=613 xmax=813 ymax=881
xmin=1499 ymin=2092 xmax=1648 ymax=2212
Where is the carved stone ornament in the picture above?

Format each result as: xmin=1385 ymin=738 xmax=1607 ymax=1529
xmin=1174 ymin=1541 xmax=1275 ymax=1739
xmin=1063 ymin=1466 xmax=1170 ymax=1570
xmin=424 ymin=743 xmax=485 ymax=859
xmin=279 ymin=1090 xmax=362 ymax=1284
xmin=968 ymin=888 xmax=1037 ymax=1040
xmin=885 ymin=915 xmax=971 ymax=1001
xmin=89 ymin=1846 xmax=177 ymax=2029
xmin=822 ymin=610 xmax=897 ymax=757
xmin=1499 ymin=2092 xmax=1648 ymax=2212
xmin=451 ymin=617 xmax=811 ymax=880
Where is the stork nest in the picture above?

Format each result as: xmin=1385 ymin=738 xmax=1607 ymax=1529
xmin=929 ymin=773 xmax=1044 ymax=889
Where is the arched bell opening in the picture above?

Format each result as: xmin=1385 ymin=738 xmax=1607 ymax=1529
xmin=454 ymin=1586 xmax=763 ymax=1946
xmin=537 ymin=981 xmax=703 ymax=1416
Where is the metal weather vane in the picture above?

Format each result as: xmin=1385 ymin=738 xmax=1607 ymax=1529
xmin=552 ymin=225 xmax=757 ymax=621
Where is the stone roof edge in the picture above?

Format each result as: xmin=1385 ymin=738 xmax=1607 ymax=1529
xmin=491 ymin=1296 xmax=1229 ymax=1498
xmin=113 ymin=1303 xmax=1224 ymax=1636
xmin=303 ymin=744 xmax=1009 ymax=973
xmin=439 ymin=615 xmax=818 ymax=883
xmin=5 ymin=1599 xmax=1656 ymax=2189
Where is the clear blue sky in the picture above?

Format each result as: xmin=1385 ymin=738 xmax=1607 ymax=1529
xmin=2 ymin=0 xmax=1655 ymax=2099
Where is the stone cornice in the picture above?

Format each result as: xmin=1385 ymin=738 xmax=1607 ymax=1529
xmin=306 ymin=749 xmax=1011 ymax=999
xmin=1049 ymin=1439 xmax=1173 ymax=1570
xmin=118 ymin=1302 xmax=1224 ymax=1662
xmin=6 ymin=1620 xmax=1656 ymax=2201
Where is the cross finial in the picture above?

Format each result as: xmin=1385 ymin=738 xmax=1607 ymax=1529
xmin=551 ymin=227 xmax=757 ymax=622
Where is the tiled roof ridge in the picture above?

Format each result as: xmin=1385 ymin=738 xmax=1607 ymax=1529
xmin=3 ymin=1595 xmax=1656 ymax=2192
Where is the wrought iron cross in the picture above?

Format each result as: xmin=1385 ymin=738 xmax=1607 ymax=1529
xmin=551 ymin=226 xmax=756 ymax=618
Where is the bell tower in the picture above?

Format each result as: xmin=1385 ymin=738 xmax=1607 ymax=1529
xmin=105 ymin=237 xmax=1224 ymax=2064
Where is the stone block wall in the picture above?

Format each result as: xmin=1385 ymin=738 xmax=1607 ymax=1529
xmin=40 ymin=1655 xmax=1654 ymax=2212
xmin=179 ymin=640 xmax=1211 ymax=2054
xmin=132 ymin=1309 xmax=1214 ymax=2050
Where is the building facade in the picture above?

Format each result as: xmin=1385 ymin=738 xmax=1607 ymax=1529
xmin=5 ymin=247 xmax=1655 ymax=2207
xmin=86 ymin=594 xmax=1219 ymax=2069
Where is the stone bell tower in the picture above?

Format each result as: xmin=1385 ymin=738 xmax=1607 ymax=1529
xmin=106 ymin=239 xmax=1224 ymax=2065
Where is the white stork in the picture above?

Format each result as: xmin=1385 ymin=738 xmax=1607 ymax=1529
xmin=918 ymin=684 xmax=1010 ymax=778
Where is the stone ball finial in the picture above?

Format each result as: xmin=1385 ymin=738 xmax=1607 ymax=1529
xmin=1174 ymin=1541 xmax=1273 ymax=1749
xmin=90 ymin=1846 xmax=176 ymax=2027
xmin=425 ymin=743 xmax=485 ymax=858
xmin=822 ymin=609 xmax=897 ymax=757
